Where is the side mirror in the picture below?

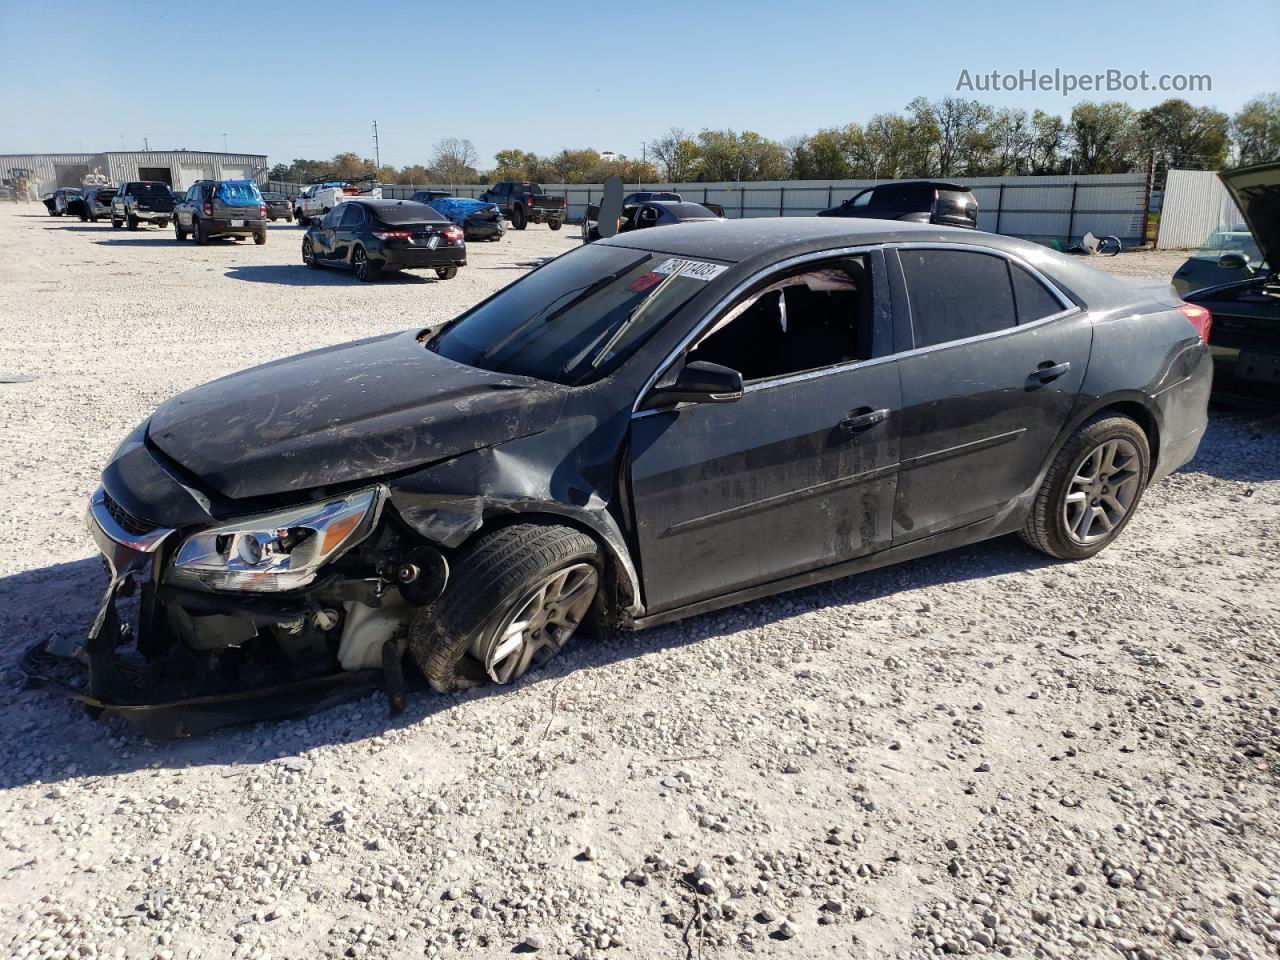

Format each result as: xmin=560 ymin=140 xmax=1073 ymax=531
xmin=1218 ymin=252 xmax=1251 ymax=271
xmin=639 ymin=361 xmax=744 ymax=410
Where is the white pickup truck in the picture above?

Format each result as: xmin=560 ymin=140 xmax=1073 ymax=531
xmin=293 ymin=181 xmax=382 ymax=225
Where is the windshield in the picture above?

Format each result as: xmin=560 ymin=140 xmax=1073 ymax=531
xmin=430 ymin=245 xmax=721 ymax=385
xmin=1194 ymin=229 xmax=1264 ymax=265
xmin=261 ymin=192 xmax=284 ymax=201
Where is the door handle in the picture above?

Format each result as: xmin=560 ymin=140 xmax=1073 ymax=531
xmin=840 ymin=407 xmax=889 ymax=431
xmin=1031 ymin=361 xmax=1071 ymax=383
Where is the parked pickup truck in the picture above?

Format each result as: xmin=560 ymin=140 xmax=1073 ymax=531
xmin=478 ymin=181 xmax=565 ymax=230
xmin=294 ymin=180 xmax=382 ymax=226
xmin=111 ymin=181 xmax=175 ymax=230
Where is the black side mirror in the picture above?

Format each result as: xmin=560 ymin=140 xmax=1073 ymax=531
xmin=640 ymin=361 xmax=744 ymax=410
xmin=1218 ymin=252 xmax=1251 ymax=271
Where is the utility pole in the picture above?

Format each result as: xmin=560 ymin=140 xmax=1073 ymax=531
xmin=222 ymin=133 xmax=228 ymax=152
xmin=143 ymin=137 xmax=149 ymax=151
xmin=372 ymin=120 xmax=381 ymax=172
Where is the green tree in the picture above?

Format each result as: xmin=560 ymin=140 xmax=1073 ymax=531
xmin=1138 ymin=98 xmax=1230 ymax=171
xmin=1231 ymin=93 xmax=1280 ymax=166
xmin=1069 ymin=101 xmax=1140 ymax=173
xmin=1030 ymin=110 xmax=1068 ymax=174
xmin=650 ymin=128 xmax=701 ymax=182
xmin=493 ymin=149 xmax=535 ymax=180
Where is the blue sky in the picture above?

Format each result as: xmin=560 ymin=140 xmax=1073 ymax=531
xmin=1 ymin=0 xmax=1275 ymax=169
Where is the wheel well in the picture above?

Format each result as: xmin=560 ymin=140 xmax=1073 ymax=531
xmin=1094 ymin=401 xmax=1161 ymax=477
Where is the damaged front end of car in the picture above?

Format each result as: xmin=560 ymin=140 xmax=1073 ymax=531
xmin=22 ymin=483 xmax=450 ymax=738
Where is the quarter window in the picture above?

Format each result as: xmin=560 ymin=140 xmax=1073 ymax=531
xmin=900 ymin=250 xmax=1017 ymax=349
xmin=1010 ymin=263 xmax=1065 ymax=323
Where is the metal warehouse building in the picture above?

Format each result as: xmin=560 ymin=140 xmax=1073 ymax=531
xmin=1 ymin=150 xmax=268 ymax=194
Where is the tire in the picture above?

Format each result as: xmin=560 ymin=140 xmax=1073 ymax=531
xmin=408 ymin=521 xmax=603 ymax=693
xmin=194 ymin=219 xmax=209 ymax=245
xmin=286 ymin=215 xmax=294 ymax=223
xmin=548 ymin=220 xmax=562 ymax=231
xmin=79 ymin=211 xmax=88 ymax=222
xmin=111 ymin=217 xmax=122 ymax=229
xmin=127 ymin=214 xmax=139 ymax=231
xmin=157 ymin=219 xmax=168 ymax=228
xmin=1020 ymin=414 xmax=1150 ymax=561
xmin=302 ymin=237 xmax=319 ymax=268
xmin=253 ymin=229 xmax=267 ymax=245
xmin=512 ymin=206 xmax=527 ymax=230
xmin=435 ymin=265 xmax=458 ymax=280
xmin=174 ymin=219 xmax=188 ymax=241
xmin=88 ymin=215 xmax=97 ymax=223
xmin=352 ymin=245 xmax=379 ymax=282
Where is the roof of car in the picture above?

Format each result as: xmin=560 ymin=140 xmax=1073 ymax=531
xmin=352 ymin=199 xmax=450 ymax=219
xmin=598 ymin=216 xmax=997 ymax=262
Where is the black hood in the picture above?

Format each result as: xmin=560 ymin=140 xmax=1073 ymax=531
xmin=1220 ymin=161 xmax=1280 ymax=270
xmin=148 ymin=330 xmax=566 ymax=500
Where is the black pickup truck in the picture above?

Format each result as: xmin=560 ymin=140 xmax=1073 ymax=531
xmin=477 ymin=181 xmax=565 ymax=230
xmin=111 ymin=181 xmax=175 ymax=230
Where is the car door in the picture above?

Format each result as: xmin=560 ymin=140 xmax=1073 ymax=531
xmin=628 ymin=251 xmax=901 ymax=614
xmin=889 ymin=244 xmax=1092 ymax=543
xmin=332 ymin=203 xmax=364 ymax=263
xmin=312 ymin=206 xmax=343 ymax=261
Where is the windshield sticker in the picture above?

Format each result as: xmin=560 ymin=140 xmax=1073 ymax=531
xmin=627 ymin=272 xmax=664 ymax=292
xmin=653 ymin=258 xmax=727 ymax=281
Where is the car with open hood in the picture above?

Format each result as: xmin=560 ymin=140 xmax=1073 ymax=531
xmin=1179 ymin=162 xmax=1279 ymax=405
xmin=25 ymin=218 xmax=1213 ymax=736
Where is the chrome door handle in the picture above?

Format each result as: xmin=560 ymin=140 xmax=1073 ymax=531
xmin=840 ymin=407 xmax=889 ymax=431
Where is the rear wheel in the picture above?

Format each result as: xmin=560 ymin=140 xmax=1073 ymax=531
xmin=435 ymin=265 xmax=458 ymax=280
xmin=352 ymin=245 xmax=379 ymax=282
xmin=157 ymin=219 xmax=168 ymax=228
xmin=126 ymin=213 xmax=139 ymax=230
xmin=253 ymin=229 xmax=267 ymax=245
xmin=111 ymin=217 xmax=122 ymax=229
xmin=194 ymin=218 xmax=209 ymax=245
xmin=512 ymin=206 xmax=527 ymax=230
xmin=1021 ymin=414 xmax=1150 ymax=560
xmin=286 ymin=214 xmax=294 ymax=223
xmin=408 ymin=522 xmax=603 ymax=693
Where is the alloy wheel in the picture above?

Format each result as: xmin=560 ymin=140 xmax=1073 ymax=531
xmin=1062 ymin=438 xmax=1142 ymax=545
xmin=354 ymin=248 xmax=368 ymax=280
xmin=471 ymin=563 xmax=598 ymax=684
xmin=302 ymin=239 xmax=313 ymax=266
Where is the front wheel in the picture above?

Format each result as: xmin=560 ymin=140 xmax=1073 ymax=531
xmin=174 ymin=219 xmax=188 ymax=241
xmin=511 ymin=206 xmax=527 ymax=230
xmin=435 ymin=265 xmax=458 ymax=280
xmin=408 ymin=522 xmax=603 ymax=693
xmin=126 ymin=214 xmax=139 ymax=230
xmin=1021 ymin=414 xmax=1150 ymax=560
xmin=548 ymin=219 xmax=562 ymax=231
xmin=302 ymin=237 xmax=318 ymax=268
xmin=111 ymin=217 xmax=122 ymax=229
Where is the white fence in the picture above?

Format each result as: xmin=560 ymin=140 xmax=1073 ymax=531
xmin=1156 ymin=170 xmax=1245 ymax=250
xmin=268 ymin=173 xmax=1151 ymax=247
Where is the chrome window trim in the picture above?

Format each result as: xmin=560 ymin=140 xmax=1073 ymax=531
xmin=630 ymin=240 xmax=1085 ymax=416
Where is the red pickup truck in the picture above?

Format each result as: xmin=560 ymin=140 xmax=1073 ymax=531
xmin=478 ymin=181 xmax=565 ymax=230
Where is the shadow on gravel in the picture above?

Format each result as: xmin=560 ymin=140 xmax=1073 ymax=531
xmin=225 ymin=265 xmax=436 ymax=286
xmin=91 ymin=237 xmax=181 ymax=247
xmin=0 ymin=532 xmax=1055 ymax=787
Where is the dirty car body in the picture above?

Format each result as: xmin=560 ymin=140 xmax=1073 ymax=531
xmin=30 ymin=218 xmax=1212 ymax=735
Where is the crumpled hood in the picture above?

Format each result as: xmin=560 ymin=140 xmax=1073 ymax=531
xmin=1220 ymin=161 xmax=1280 ymax=270
xmin=148 ymin=330 xmax=566 ymax=500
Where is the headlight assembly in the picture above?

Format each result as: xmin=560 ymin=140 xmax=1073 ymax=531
xmin=168 ymin=486 xmax=384 ymax=593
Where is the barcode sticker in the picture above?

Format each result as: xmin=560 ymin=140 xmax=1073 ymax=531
xmin=653 ymin=258 xmax=727 ymax=281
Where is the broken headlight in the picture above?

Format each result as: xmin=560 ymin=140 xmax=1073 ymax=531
xmin=168 ymin=487 xmax=384 ymax=593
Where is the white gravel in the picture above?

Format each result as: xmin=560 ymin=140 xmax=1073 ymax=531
xmin=1 ymin=205 xmax=1278 ymax=959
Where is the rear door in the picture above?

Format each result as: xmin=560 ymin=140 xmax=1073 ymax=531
xmin=629 ymin=251 xmax=901 ymax=613
xmin=889 ymin=245 xmax=1092 ymax=543
xmin=332 ymin=203 xmax=365 ymax=262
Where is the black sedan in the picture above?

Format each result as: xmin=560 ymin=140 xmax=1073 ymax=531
xmin=301 ymin=199 xmax=466 ymax=282
xmin=27 ymin=218 xmax=1212 ymax=735
xmin=261 ymin=191 xmax=294 ymax=222
xmin=582 ymin=198 xmax=722 ymax=242
xmin=1181 ymin=161 xmax=1279 ymax=405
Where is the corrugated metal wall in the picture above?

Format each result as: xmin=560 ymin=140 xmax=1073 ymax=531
xmin=271 ymin=173 xmax=1148 ymax=246
xmin=1156 ymin=170 xmax=1245 ymax=250
xmin=0 ymin=152 xmax=268 ymax=194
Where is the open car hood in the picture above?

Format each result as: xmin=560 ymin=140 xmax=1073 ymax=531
xmin=147 ymin=330 xmax=565 ymax=501
xmin=1220 ymin=161 xmax=1280 ymax=269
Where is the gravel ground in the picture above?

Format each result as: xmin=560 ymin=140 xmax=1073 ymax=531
xmin=1 ymin=207 xmax=1277 ymax=960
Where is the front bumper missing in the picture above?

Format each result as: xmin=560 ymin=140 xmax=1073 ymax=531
xmin=19 ymin=489 xmax=393 ymax=738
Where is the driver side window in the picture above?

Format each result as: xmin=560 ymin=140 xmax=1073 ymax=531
xmin=686 ymin=257 xmax=873 ymax=383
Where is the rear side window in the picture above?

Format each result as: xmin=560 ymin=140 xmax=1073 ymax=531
xmin=901 ymin=250 xmax=1017 ymax=348
xmin=1010 ymin=264 xmax=1064 ymax=323
xmin=339 ymin=203 xmax=365 ymax=227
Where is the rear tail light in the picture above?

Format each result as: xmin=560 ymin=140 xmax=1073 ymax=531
xmin=443 ymin=226 xmax=464 ymax=243
xmin=259 ymin=204 xmax=267 ymax=218
xmin=203 ymin=201 xmax=212 ymax=216
xmin=1178 ymin=303 xmax=1213 ymax=344
xmin=372 ymin=229 xmax=412 ymax=240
